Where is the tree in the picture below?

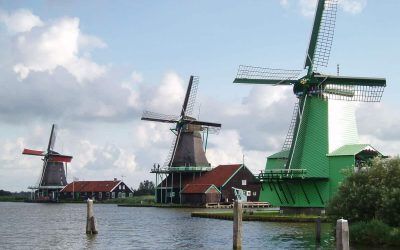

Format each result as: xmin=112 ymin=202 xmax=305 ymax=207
xmin=134 ymin=180 xmax=155 ymax=196
xmin=327 ymin=157 xmax=400 ymax=227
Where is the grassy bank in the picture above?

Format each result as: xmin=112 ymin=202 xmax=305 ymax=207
xmin=102 ymin=195 xmax=155 ymax=204
xmin=191 ymin=210 xmax=328 ymax=222
xmin=0 ymin=196 xmax=26 ymax=202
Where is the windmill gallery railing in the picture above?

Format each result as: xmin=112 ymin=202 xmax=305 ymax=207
xmin=150 ymin=164 xmax=212 ymax=174
xmin=258 ymin=169 xmax=307 ymax=181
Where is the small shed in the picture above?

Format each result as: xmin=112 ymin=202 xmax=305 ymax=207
xmin=181 ymin=164 xmax=260 ymax=204
xmin=181 ymin=184 xmax=221 ymax=205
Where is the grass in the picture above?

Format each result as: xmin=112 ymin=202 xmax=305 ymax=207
xmin=102 ymin=195 xmax=155 ymax=205
xmin=191 ymin=210 xmax=328 ymax=222
xmin=0 ymin=195 xmax=27 ymax=202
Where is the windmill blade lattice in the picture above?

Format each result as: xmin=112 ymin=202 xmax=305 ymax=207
xmin=305 ymin=0 xmax=338 ymax=71
xmin=48 ymin=124 xmax=57 ymax=152
xmin=234 ymin=65 xmax=302 ymax=85
xmin=312 ymin=75 xmax=386 ymax=102
xmin=164 ymin=130 xmax=182 ymax=167
xmin=185 ymin=76 xmax=199 ymax=117
xmin=282 ymin=100 xmax=299 ymax=151
xmin=317 ymin=84 xmax=385 ymax=102
xmin=141 ymin=111 xmax=179 ymax=123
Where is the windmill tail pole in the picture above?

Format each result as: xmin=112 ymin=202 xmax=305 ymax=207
xmin=233 ymin=200 xmax=242 ymax=249
xmin=86 ymin=199 xmax=98 ymax=234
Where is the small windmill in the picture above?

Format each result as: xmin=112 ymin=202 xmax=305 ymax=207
xmin=234 ymin=0 xmax=385 ymax=209
xmin=142 ymin=75 xmax=221 ymax=203
xmin=23 ymin=124 xmax=73 ymax=201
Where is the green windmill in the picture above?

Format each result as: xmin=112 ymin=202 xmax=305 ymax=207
xmin=234 ymin=0 xmax=386 ymax=211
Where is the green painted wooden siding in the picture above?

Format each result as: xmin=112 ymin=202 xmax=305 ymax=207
xmin=259 ymin=180 xmax=329 ymax=208
xmin=328 ymin=155 xmax=354 ymax=198
xmin=290 ymin=97 xmax=329 ymax=178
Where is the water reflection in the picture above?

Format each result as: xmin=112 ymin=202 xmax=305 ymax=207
xmin=0 ymin=202 xmax=334 ymax=249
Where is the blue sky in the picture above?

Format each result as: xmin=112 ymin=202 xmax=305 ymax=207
xmin=0 ymin=0 xmax=399 ymax=191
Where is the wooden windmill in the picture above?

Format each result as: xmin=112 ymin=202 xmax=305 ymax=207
xmin=234 ymin=0 xmax=385 ymax=210
xmin=141 ymin=76 xmax=221 ymax=203
xmin=23 ymin=124 xmax=73 ymax=201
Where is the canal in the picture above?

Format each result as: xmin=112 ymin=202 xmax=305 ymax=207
xmin=0 ymin=202 xmax=335 ymax=249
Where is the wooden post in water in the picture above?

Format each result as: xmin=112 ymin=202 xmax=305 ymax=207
xmin=86 ymin=199 xmax=98 ymax=234
xmin=336 ymin=218 xmax=349 ymax=250
xmin=233 ymin=201 xmax=242 ymax=249
xmin=315 ymin=217 xmax=321 ymax=244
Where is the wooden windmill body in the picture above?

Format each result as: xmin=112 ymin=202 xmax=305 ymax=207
xmin=142 ymin=76 xmax=221 ymax=203
xmin=23 ymin=124 xmax=73 ymax=202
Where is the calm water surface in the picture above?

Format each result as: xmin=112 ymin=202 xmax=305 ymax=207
xmin=0 ymin=202 xmax=335 ymax=249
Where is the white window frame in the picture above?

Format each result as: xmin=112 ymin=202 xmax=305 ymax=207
xmin=242 ymin=180 xmax=247 ymax=186
xmin=111 ymin=192 xmax=115 ymax=199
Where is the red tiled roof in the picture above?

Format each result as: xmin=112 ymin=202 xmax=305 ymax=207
xmin=181 ymin=184 xmax=219 ymax=194
xmin=191 ymin=164 xmax=242 ymax=187
xmin=61 ymin=180 xmax=121 ymax=193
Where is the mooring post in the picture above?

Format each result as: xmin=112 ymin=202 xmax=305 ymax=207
xmin=336 ymin=218 xmax=349 ymax=250
xmin=233 ymin=200 xmax=242 ymax=249
xmin=86 ymin=198 xmax=98 ymax=234
xmin=315 ymin=217 xmax=321 ymax=244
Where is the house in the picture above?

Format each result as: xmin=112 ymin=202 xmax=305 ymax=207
xmin=180 ymin=164 xmax=260 ymax=205
xmin=180 ymin=184 xmax=221 ymax=205
xmin=60 ymin=179 xmax=133 ymax=201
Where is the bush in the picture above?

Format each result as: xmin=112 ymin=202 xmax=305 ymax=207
xmin=350 ymin=220 xmax=400 ymax=247
xmin=350 ymin=220 xmax=391 ymax=245
xmin=327 ymin=157 xmax=400 ymax=227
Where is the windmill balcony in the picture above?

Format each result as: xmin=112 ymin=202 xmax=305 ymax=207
xmin=258 ymin=169 xmax=307 ymax=181
xmin=150 ymin=165 xmax=212 ymax=174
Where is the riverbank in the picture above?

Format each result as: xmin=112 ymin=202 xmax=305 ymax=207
xmin=0 ymin=196 xmax=26 ymax=202
xmin=191 ymin=210 xmax=328 ymax=223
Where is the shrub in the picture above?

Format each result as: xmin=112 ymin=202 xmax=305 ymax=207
xmin=350 ymin=220 xmax=400 ymax=247
xmin=350 ymin=220 xmax=391 ymax=245
xmin=327 ymin=157 xmax=400 ymax=227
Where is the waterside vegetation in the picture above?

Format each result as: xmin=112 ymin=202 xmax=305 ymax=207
xmin=327 ymin=157 xmax=400 ymax=247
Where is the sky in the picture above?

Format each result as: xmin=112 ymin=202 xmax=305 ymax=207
xmin=0 ymin=0 xmax=399 ymax=191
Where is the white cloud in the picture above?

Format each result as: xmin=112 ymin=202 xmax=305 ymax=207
xmin=279 ymin=0 xmax=290 ymax=8
xmin=280 ymin=0 xmax=367 ymax=17
xmin=206 ymin=130 xmax=268 ymax=173
xmin=0 ymin=9 xmax=43 ymax=33
xmin=207 ymin=130 xmax=244 ymax=166
xmin=5 ymin=10 xmax=107 ymax=83
xmin=338 ymin=0 xmax=366 ymax=14
xmin=148 ymin=72 xmax=185 ymax=114
xmin=299 ymin=0 xmax=318 ymax=17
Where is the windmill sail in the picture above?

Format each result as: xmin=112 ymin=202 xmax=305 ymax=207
xmin=185 ymin=76 xmax=199 ymax=117
xmin=142 ymin=75 xmax=221 ymax=169
xmin=304 ymin=0 xmax=338 ymax=71
xmin=234 ymin=65 xmax=302 ymax=85
xmin=141 ymin=111 xmax=179 ymax=123
xmin=47 ymin=124 xmax=57 ymax=152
